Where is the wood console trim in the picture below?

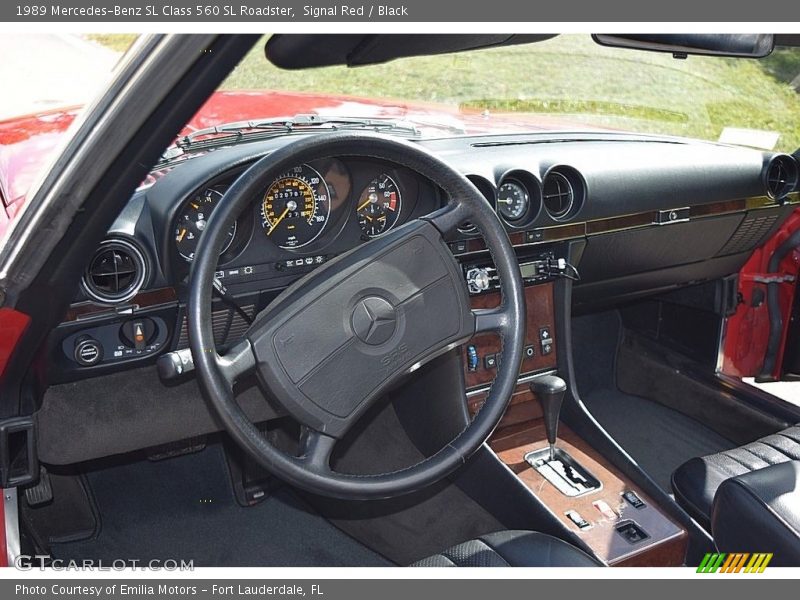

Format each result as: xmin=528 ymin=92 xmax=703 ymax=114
xmin=464 ymin=283 xmax=557 ymax=389
xmin=490 ymin=419 xmax=688 ymax=566
xmin=64 ymin=287 xmax=178 ymax=321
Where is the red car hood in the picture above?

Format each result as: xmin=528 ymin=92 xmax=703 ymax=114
xmin=0 ymin=90 xmax=593 ymax=220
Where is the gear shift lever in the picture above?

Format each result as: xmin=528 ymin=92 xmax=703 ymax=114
xmin=530 ymin=375 xmax=567 ymax=461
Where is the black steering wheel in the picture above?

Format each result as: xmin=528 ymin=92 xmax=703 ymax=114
xmin=188 ymin=132 xmax=525 ymax=500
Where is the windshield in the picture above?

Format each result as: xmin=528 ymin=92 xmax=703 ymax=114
xmin=216 ymin=34 xmax=800 ymax=151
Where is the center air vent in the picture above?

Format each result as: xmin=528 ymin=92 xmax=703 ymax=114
xmin=765 ymin=155 xmax=799 ymax=200
xmin=82 ymin=239 xmax=147 ymax=304
xmin=542 ymin=167 xmax=584 ymax=220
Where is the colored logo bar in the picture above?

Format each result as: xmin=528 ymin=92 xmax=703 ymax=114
xmin=697 ymin=553 xmax=773 ymax=573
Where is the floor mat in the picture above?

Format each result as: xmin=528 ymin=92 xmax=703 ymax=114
xmin=51 ymin=445 xmax=391 ymax=567
xmin=572 ymin=310 xmax=735 ymax=491
xmin=581 ymin=387 xmax=733 ymax=490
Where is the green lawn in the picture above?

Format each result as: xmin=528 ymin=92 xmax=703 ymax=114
xmin=86 ymin=33 xmax=138 ymax=53
xmin=91 ymin=34 xmax=800 ymax=152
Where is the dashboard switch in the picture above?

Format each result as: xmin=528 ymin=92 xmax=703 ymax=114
xmin=466 ymin=345 xmax=479 ymax=372
xmin=133 ymin=321 xmax=146 ymax=351
xmin=120 ymin=318 xmax=156 ymax=351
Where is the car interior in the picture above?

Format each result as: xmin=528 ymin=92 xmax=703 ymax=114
xmin=5 ymin=33 xmax=800 ymax=568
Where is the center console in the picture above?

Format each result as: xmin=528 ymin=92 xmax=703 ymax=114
xmin=461 ymin=253 xmax=688 ymax=566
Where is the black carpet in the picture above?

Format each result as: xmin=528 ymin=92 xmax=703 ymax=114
xmin=572 ymin=311 xmax=734 ymax=491
xmin=51 ymin=445 xmax=391 ymax=567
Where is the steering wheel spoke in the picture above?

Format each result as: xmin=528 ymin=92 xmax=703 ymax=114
xmin=297 ymin=427 xmax=337 ymax=473
xmin=216 ymin=339 xmax=256 ymax=387
xmin=424 ymin=202 xmax=472 ymax=236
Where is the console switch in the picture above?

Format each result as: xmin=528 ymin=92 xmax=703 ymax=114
xmin=622 ymin=490 xmax=646 ymax=509
xmin=616 ymin=521 xmax=650 ymax=544
xmin=592 ymin=499 xmax=618 ymax=520
xmin=565 ymin=510 xmax=592 ymax=530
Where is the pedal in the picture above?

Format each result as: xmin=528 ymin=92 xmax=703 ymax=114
xmin=224 ymin=442 xmax=274 ymax=507
xmin=24 ymin=467 xmax=53 ymax=507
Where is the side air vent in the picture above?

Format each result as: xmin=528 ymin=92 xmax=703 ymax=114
xmin=542 ymin=166 xmax=585 ymax=221
xmin=81 ymin=239 xmax=147 ymax=304
xmin=765 ymin=155 xmax=799 ymax=200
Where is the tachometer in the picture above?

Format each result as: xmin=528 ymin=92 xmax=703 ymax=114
xmin=357 ymin=174 xmax=402 ymax=238
xmin=261 ymin=165 xmax=331 ymax=249
xmin=175 ymin=187 xmax=237 ymax=262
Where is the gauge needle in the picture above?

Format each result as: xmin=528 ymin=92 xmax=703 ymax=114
xmin=268 ymin=206 xmax=291 ymax=236
xmin=357 ymin=199 xmax=372 ymax=212
xmin=177 ymin=228 xmax=187 ymax=242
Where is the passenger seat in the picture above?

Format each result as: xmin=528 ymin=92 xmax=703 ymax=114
xmin=671 ymin=424 xmax=800 ymax=529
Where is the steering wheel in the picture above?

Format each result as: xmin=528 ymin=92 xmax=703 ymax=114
xmin=188 ymin=132 xmax=525 ymax=500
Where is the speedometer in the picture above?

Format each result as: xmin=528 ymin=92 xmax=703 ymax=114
xmin=260 ymin=165 xmax=331 ymax=249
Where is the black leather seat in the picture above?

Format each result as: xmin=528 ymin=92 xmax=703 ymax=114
xmin=411 ymin=530 xmax=601 ymax=567
xmin=671 ymin=424 xmax=800 ymax=529
xmin=711 ymin=461 xmax=800 ymax=566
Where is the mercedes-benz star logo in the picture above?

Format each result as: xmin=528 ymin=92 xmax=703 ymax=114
xmin=351 ymin=296 xmax=397 ymax=345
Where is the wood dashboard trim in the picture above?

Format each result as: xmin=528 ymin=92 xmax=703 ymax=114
xmin=464 ymin=283 xmax=558 ymax=390
xmin=64 ymin=287 xmax=178 ymax=322
xmin=452 ymin=195 xmax=789 ymax=256
xmin=489 ymin=419 xmax=688 ymax=566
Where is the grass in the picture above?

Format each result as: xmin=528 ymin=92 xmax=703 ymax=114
xmin=91 ymin=34 xmax=800 ymax=152
xmin=85 ymin=33 xmax=138 ymax=53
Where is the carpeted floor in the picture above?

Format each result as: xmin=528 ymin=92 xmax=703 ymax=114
xmin=51 ymin=444 xmax=391 ymax=567
xmin=572 ymin=311 xmax=735 ymax=491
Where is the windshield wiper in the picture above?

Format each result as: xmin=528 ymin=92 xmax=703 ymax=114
xmin=170 ymin=114 xmax=428 ymax=153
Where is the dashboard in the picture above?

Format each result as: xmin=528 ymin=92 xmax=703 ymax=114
xmin=47 ymin=132 xmax=800 ymax=385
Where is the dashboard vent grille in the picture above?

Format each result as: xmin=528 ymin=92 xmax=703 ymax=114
xmin=82 ymin=239 xmax=146 ymax=304
xmin=719 ymin=213 xmax=780 ymax=256
xmin=766 ymin=155 xmax=799 ymax=200
xmin=177 ymin=304 xmax=255 ymax=349
xmin=542 ymin=171 xmax=574 ymax=219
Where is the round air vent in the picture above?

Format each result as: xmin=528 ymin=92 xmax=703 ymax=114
xmin=765 ymin=155 xmax=799 ymax=200
xmin=458 ymin=175 xmax=496 ymax=234
xmin=542 ymin=170 xmax=575 ymax=219
xmin=82 ymin=239 xmax=147 ymax=304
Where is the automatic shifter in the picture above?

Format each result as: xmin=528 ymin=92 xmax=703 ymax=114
xmin=525 ymin=374 xmax=601 ymax=497
xmin=530 ymin=374 xmax=567 ymax=461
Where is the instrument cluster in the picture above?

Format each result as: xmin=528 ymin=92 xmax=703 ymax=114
xmin=169 ymin=157 xmax=432 ymax=276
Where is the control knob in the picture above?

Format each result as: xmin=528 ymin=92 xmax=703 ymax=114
xmin=466 ymin=267 xmax=492 ymax=294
